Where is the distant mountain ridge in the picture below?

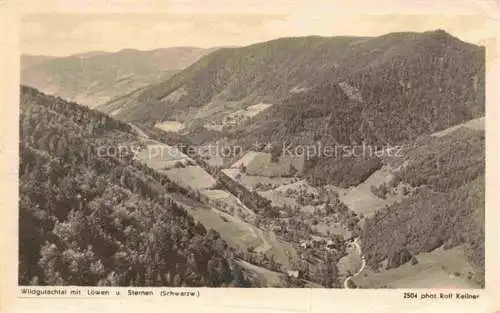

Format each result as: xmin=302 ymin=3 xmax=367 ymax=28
xmin=21 ymin=47 xmax=219 ymax=108
xmin=21 ymin=55 xmax=56 ymax=71
xmin=100 ymin=30 xmax=484 ymax=137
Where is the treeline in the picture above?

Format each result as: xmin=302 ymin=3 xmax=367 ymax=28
xmin=19 ymin=86 xmax=252 ymax=287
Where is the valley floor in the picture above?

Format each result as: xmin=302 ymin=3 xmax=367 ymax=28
xmin=128 ymin=116 xmax=484 ymax=288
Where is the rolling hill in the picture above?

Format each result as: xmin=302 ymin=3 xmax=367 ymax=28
xmin=98 ymin=35 xmax=373 ymax=122
xmin=248 ymin=31 xmax=483 ymax=139
xmin=230 ymin=31 xmax=483 ymax=143
xmin=229 ymin=30 xmax=484 ymax=187
xmin=101 ymin=30 xmax=484 ymax=139
xmin=99 ymin=31 xmax=484 ymax=188
xmin=21 ymin=47 xmax=218 ymax=108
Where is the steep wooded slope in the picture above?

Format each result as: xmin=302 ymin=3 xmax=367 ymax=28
xmin=19 ymin=86 xmax=251 ymax=287
xmin=361 ymin=129 xmax=485 ymax=286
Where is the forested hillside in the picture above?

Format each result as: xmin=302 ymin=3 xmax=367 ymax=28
xmin=361 ymin=129 xmax=485 ymax=286
xmin=231 ymin=30 xmax=484 ymax=186
xmin=99 ymin=36 xmax=369 ymax=121
xmin=19 ymin=86 xmax=252 ymax=287
xmin=246 ymin=30 xmax=484 ymax=143
xmin=104 ymin=31 xmax=483 ymax=132
xmin=101 ymin=30 xmax=484 ymax=188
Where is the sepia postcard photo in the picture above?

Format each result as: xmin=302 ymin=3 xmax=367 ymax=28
xmin=1 ymin=0 xmax=499 ymax=312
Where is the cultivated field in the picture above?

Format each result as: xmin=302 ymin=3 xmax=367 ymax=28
xmin=259 ymin=180 xmax=321 ymax=211
xmin=164 ymin=165 xmax=217 ymax=190
xmin=229 ymin=151 xmax=304 ymax=177
xmin=134 ymin=138 xmax=217 ymax=190
xmin=201 ymin=189 xmax=257 ymax=220
xmin=332 ymin=166 xmax=404 ymax=218
xmin=230 ymin=151 xmax=263 ymax=169
xmin=186 ymin=206 xmax=262 ymax=249
xmin=154 ymin=120 xmax=186 ymax=133
xmin=178 ymin=197 xmax=297 ymax=269
xmin=135 ymin=139 xmax=195 ymax=170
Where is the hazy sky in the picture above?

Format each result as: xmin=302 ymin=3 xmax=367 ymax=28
xmin=21 ymin=11 xmax=493 ymax=56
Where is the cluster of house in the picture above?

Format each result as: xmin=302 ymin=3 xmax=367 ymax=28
xmin=299 ymin=236 xmax=338 ymax=251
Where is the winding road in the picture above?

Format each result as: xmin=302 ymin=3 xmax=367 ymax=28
xmin=343 ymin=238 xmax=366 ymax=289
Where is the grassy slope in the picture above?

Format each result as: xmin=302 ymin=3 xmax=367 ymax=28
xmin=179 ymin=201 xmax=298 ymax=269
xmin=352 ymin=246 xmax=480 ymax=288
